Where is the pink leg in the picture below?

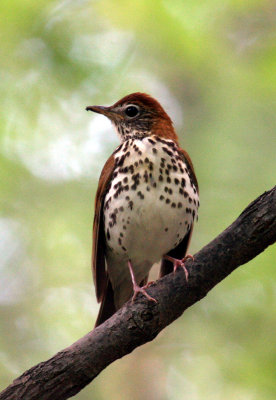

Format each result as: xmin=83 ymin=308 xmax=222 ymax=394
xmin=128 ymin=260 xmax=157 ymax=303
xmin=144 ymin=281 xmax=155 ymax=288
xmin=163 ymin=254 xmax=194 ymax=281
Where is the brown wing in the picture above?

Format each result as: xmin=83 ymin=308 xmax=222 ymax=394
xmin=92 ymin=153 xmax=116 ymax=302
xmin=160 ymin=146 xmax=199 ymax=277
xmin=178 ymin=147 xmax=199 ymax=191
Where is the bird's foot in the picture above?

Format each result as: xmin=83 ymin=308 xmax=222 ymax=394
xmin=131 ymin=283 xmax=157 ymax=304
xmin=163 ymin=254 xmax=194 ymax=282
xmin=144 ymin=280 xmax=155 ymax=288
xmin=128 ymin=260 xmax=157 ymax=304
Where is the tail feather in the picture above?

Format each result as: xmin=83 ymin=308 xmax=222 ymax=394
xmin=94 ymin=274 xmax=149 ymax=327
xmin=94 ymin=279 xmax=116 ymax=327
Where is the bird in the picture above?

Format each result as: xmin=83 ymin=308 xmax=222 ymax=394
xmin=86 ymin=92 xmax=199 ymax=327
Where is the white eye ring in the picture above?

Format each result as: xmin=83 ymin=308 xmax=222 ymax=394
xmin=124 ymin=104 xmax=140 ymax=118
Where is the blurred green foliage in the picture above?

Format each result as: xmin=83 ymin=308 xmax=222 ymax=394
xmin=0 ymin=1 xmax=275 ymax=399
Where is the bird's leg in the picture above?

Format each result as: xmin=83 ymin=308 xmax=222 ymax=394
xmin=127 ymin=260 xmax=157 ymax=303
xmin=163 ymin=254 xmax=194 ymax=282
xmin=144 ymin=280 xmax=155 ymax=288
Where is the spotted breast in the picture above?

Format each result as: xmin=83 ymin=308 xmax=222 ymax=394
xmin=104 ymin=135 xmax=198 ymax=308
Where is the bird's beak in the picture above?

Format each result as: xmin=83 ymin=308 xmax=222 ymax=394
xmin=86 ymin=105 xmax=122 ymax=120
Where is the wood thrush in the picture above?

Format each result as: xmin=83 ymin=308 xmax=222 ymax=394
xmin=86 ymin=93 xmax=199 ymax=327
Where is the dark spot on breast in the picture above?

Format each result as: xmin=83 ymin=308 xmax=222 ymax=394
xmin=164 ymin=227 xmax=168 ymax=232
xmin=171 ymin=202 xmax=176 ymax=208
xmin=152 ymin=148 xmax=157 ymax=154
xmin=119 ymin=167 xmax=128 ymax=173
xmin=162 ymin=147 xmax=173 ymax=157
xmin=174 ymin=178 xmax=179 ymax=185
xmin=160 ymin=195 xmax=164 ymax=200
xmin=178 ymin=202 xmax=182 ymax=208
xmin=143 ymin=171 xmax=149 ymax=183
xmin=114 ymin=181 xmax=121 ymax=189
xmin=116 ymin=155 xmax=126 ymax=167
xmin=159 ymin=175 xmax=163 ymax=182
xmin=137 ymin=191 xmax=144 ymax=199
xmin=166 ymin=198 xmax=171 ymax=204
xmin=110 ymin=212 xmax=117 ymax=224
xmin=128 ymin=200 xmax=134 ymax=210
xmin=167 ymin=177 xmax=171 ymax=183
xmin=122 ymin=142 xmax=128 ymax=152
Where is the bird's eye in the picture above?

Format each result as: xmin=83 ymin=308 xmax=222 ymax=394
xmin=124 ymin=105 xmax=139 ymax=118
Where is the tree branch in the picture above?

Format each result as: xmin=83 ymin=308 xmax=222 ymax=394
xmin=1 ymin=187 xmax=275 ymax=400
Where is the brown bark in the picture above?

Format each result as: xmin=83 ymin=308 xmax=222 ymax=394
xmin=1 ymin=186 xmax=275 ymax=400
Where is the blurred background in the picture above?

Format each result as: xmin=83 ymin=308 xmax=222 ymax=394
xmin=0 ymin=0 xmax=275 ymax=399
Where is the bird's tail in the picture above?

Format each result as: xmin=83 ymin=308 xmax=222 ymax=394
xmin=94 ymin=279 xmax=116 ymax=327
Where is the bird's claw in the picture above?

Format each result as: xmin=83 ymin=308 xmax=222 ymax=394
xmin=131 ymin=284 xmax=157 ymax=304
xmin=164 ymin=254 xmax=194 ymax=282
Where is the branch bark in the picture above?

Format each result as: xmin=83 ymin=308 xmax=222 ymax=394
xmin=1 ymin=186 xmax=275 ymax=400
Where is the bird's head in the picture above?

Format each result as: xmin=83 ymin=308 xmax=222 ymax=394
xmin=86 ymin=92 xmax=178 ymax=142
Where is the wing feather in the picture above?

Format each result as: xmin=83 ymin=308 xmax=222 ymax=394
xmin=92 ymin=154 xmax=116 ymax=302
